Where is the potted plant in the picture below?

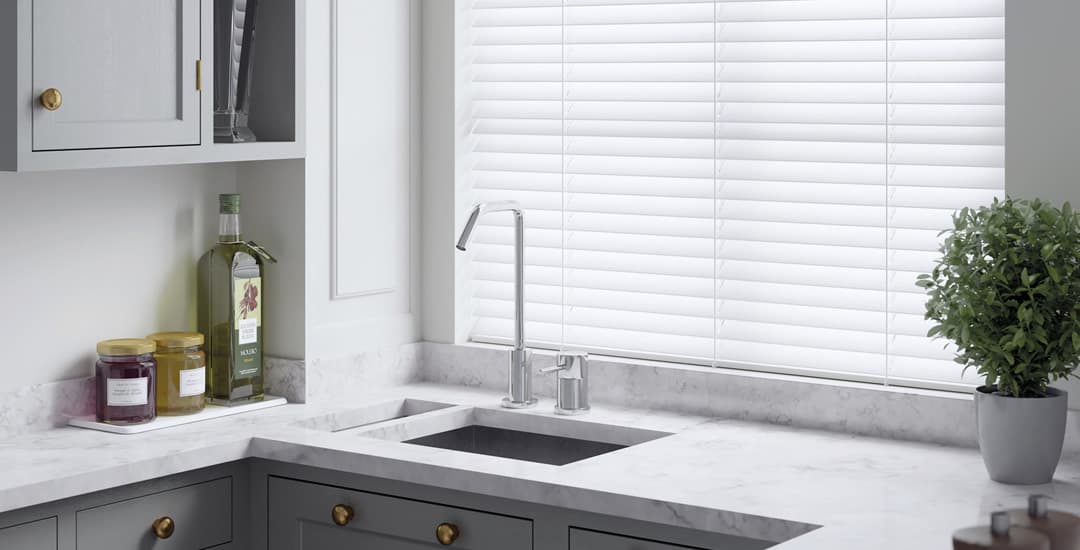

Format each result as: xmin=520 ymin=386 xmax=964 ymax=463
xmin=919 ymin=197 xmax=1080 ymax=484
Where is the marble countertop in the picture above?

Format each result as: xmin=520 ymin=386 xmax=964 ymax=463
xmin=4 ymin=383 xmax=1080 ymax=549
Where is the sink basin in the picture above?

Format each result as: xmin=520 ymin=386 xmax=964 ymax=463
xmin=296 ymin=399 xmax=454 ymax=433
xmin=405 ymin=425 xmax=630 ymax=466
xmin=356 ymin=406 xmax=671 ymax=466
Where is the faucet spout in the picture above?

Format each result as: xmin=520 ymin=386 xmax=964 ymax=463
xmin=456 ymin=201 xmax=536 ymax=409
xmin=456 ymin=201 xmax=521 ymax=252
xmin=455 ymin=204 xmax=482 ymax=251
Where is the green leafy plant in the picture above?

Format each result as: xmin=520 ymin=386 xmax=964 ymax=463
xmin=918 ymin=197 xmax=1080 ymax=398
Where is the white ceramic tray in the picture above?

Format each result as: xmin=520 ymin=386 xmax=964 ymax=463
xmin=68 ymin=396 xmax=287 ymax=434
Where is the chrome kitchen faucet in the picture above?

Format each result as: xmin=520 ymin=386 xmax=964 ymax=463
xmin=456 ymin=201 xmax=538 ymax=409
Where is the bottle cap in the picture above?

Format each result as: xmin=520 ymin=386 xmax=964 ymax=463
xmin=97 ymin=338 xmax=156 ymax=356
xmin=146 ymin=332 xmax=204 ymax=349
xmin=991 ymin=511 xmax=1011 ymax=536
xmin=219 ymin=194 xmax=241 ymax=214
xmin=1029 ymin=495 xmax=1050 ymax=518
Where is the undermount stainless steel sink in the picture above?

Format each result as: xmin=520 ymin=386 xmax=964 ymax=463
xmin=355 ymin=406 xmax=672 ymax=466
xmin=404 ymin=425 xmax=629 ymax=466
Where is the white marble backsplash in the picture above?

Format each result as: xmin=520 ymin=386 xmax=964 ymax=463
xmin=0 ymin=343 xmax=423 ymax=438
xmin=0 ymin=376 xmax=94 ymax=437
xmin=419 ymin=342 xmax=1080 ymax=452
xmin=246 ymin=344 xmax=424 ymax=405
xmin=8 ymin=339 xmax=1080 ymax=456
xmin=264 ymin=356 xmax=306 ymax=404
xmin=300 ymin=343 xmax=423 ymax=404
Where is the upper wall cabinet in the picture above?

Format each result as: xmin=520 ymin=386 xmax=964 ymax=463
xmin=0 ymin=0 xmax=305 ymax=172
xmin=32 ymin=0 xmax=201 ymax=151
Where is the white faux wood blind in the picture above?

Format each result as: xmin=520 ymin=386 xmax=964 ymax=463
xmin=462 ymin=0 xmax=1003 ymax=390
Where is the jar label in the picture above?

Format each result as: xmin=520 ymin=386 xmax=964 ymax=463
xmin=234 ymin=276 xmax=262 ymax=379
xmin=179 ymin=367 xmax=206 ymax=397
xmin=106 ymin=377 xmax=149 ymax=407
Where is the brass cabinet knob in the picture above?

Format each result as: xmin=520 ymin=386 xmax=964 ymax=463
xmin=331 ymin=504 xmax=355 ymax=526
xmin=151 ymin=516 xmax=175 ymax=539
xmin=436 ymin=522 xmax=460 ymax=545
xmin=39 ymin=88 xmax=62 ymax=111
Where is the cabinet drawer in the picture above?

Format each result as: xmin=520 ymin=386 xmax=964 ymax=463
xmin=76 ymin=476 xmax=231 ymax=550
xmin=269 ymin=476 xmax=532 ymax=550
xmin=0 ymin=517 xmax=56 ymax=550
xmin=570 ymin=528 xmax=703 ymax=550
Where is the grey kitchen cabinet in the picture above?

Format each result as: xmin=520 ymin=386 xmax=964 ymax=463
xmin=0 ymin=459 xmax=771 ymax=550
xmin=0 ymin=462 xmax=247 ymax=550
xmin=570 ymin=528 xmax=705 ymax=550
xmin=31 ymin=0 xmax=202 ymax=151
xmin=253 ymin=460 xmax=774 ymax=550
xmin=76 ymin=476 xmax=232 ymax=550
xmin=0 ymin=0 xmax=304 ymax=171
xmin=0 ymin=517 xmax=57 ymax=550
xmin=267 ymin=476 xmax=533 ymax=550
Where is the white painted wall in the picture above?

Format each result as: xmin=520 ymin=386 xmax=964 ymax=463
xmin=238 ymin=160 xmax=306 ymax=360
xmin=420 ymin=0 xmax=467 ymax=345
xmin=1005 ymin=0 xmax=1080 ymax=205
xmin=304 ymin=0 xmax=422 ymax=360
xmin=0 ymin=164 xmax=236 ymax=390
xmin=1006 ymin=0 xmax=1080 ymax=407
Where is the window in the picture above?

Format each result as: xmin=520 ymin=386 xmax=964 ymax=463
xmin=460 ymin=0 xmax=1004 ymax=390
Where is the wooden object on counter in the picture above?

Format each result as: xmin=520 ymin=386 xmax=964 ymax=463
xmin=1009 ymin=495 xmax=1080 ymax=550
xmin=954 ymin=512 xmax=1051 ymax=550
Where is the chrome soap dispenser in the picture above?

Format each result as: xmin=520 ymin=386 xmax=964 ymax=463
xmin=543 ymin=352 xmax=590 ymax=415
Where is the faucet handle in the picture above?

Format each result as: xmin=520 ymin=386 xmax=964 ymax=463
xmin=539 ymin=363 xmax=565 ymax=375
xmin=546 ymin=352 xmax=589 ymax=415
xmin=541 ymin=351 xmax=587 ymax=376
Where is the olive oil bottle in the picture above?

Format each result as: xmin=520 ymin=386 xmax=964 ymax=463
xmin=198 ymin=194 xmax=275 ymax=405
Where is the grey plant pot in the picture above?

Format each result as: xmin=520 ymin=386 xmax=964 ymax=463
xmin=975 ymin=385 xmax=1068 ymax=485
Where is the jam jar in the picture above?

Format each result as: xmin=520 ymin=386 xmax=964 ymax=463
xmin=146 ymin=332 xmax=206 ymax=415
xmin=95 ymin=338 xmax=157 ymax=424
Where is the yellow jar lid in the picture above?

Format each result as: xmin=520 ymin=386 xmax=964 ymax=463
xmin=97 ymin=338 xmax=156 ymax=356
xmin=146 ymin=332 xmax=204 ymax=349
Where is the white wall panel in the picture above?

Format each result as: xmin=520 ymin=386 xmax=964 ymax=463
xmin=306 ymin=0 xmax=422 ymax=358
xmin=332 ymin=0 xmax=412 ymax=302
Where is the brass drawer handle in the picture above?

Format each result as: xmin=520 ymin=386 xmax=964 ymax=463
xmin=331 ymin=504 xmax=355 ymax=526
xmin=151 ymin=516 xmax=175 ymax=539
xmin=436 ymin=522 xmax=460 ymax=545
xmin=40 ymin=88 xmax=62 ymax=111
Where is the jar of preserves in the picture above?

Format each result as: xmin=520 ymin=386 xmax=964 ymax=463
xmin=95 ymin=339 xmax=157 ymax=425
xmin=146 ymin=332 xmax=207 ymax=415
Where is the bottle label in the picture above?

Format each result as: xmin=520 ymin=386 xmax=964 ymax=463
xmin=179 ymin=367 xmax=206 ymax=397
xmin=234 ymin=277 xmax=262 ymax=379
xmin=106 ymin=378 xmax=149 ymax=407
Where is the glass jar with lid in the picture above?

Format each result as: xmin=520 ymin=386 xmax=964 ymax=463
xmin=95 ymin=338 xmax=157 ymax=425
xmin=147 ymin=332 xmax=207 ymax=415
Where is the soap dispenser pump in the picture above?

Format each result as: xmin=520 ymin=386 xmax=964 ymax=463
xmin=541 ymin=352 xmax=590 ymax=415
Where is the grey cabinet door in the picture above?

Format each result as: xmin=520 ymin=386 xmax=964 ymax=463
xmin=76 ymin=476 xmax=231 ymax=550
xmin=570 ymin=528 xmax=704 ymax=550
xmin=31 ymin=0 xmax=201 ymax=151
xmin=268 ymin=476 xmax=532 ymax=550
xmin=0 ymin=517 xmax=56 ymax=550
